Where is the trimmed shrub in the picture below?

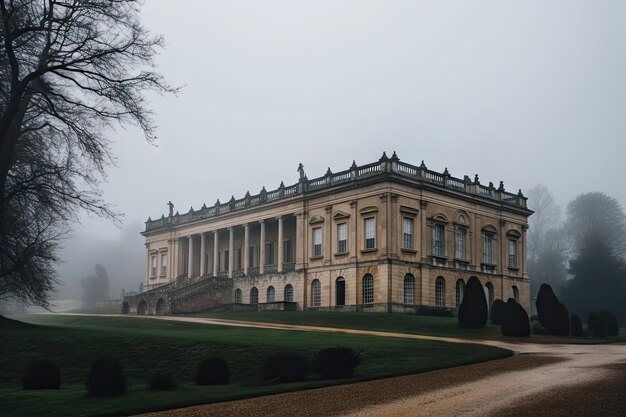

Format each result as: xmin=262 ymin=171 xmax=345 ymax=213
xmin=150 ymin=373 xmax=176 ymax=390
xmin=87 ymin=357 xmax=126 ymax=397
xmin=546 ymin=302 xmax=570 ymax=335
xmin=312 ymin=347 xmax=360 ymax=379
xmin=536 ymin=283 xmax=570 ymax=335
xmin=196 ymin=357 xmax=229 ymax=385
xmin=570 ymin=314 xmax=584 ymax=337
xmin=536 ymin=283 xmax=558 ymax=327
xmin=501 ymin=298 xmax=530 ymax=337
xmin=263 ymin=352 xmax=309 ymax=383
xmin=599 ymin=311 xmax=619 ymax=336
xmin=458 ymin=276 xmax=488 ymax=328
xmin=22 ymin=359 xmax=61 ymax=390
xmin=490 ymin=299 xmax=506 ymax=325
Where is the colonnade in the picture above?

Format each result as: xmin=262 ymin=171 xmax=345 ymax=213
xmin=176 ymin=214 xmax=296 ymax=279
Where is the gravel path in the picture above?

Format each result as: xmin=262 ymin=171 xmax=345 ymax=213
xmin=63 ymin=314 xmax=626 ymax=416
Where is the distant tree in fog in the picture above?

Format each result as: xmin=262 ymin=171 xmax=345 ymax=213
xmin=81 ymin=264 xmax=110 ymax=306
xmin=527 ymin=185 xmax=566 ymax=298
xmin=562 ymin=192 xmax=626 ymax=324
xmin=527 ymin=185 xmax=562 ymax=262
xmin=566 ymin=192 xmax=626 ymax=256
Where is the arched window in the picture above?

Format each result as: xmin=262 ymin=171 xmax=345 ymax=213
xmin=484 ymin=282 xmax=494 ymax=310
xmin=363 ymin=274 xmax=374 ymax=304
xmin=234 ymin=288 xmax=242 ymax=304
xmin=250 ymin=287 xmax=258 ymax=305
xmin=435 ymin=277 xmax=445 ymax=307
xmin=455 ymin=279 xmax=465 ymax=308
xmin=510 ymin=286 xmax=519 ymax=302
xmin=404 ymin=274 xmax=415 ymax=304
xmin=311 ymin=279 xmax=321 ymax=307
xmin=336 ymin=277 xmax=345 ymax=306
xmin=284 ymin=284 xmax=294 ymax=302
xmin=267 ymin=286 xmax=275 ymax=303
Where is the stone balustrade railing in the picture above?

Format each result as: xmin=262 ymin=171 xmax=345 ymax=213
xmin=145 ymin=152 xmax=528 ymax=233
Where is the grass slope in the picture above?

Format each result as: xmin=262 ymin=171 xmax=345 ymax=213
xmin=0 ymin=314 xmax=510 ymax=417
xmin=188 ymin=311 xmax=626 ymax=344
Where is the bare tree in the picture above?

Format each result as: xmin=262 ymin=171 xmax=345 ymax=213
xmin=527 ymin=185 xmax=561 ymax=262
xmin=0 ymin=1 xmax=176 ymax=306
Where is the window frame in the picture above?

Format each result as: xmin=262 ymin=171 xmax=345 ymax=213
xmin=311 ymin=279 xmax=321 ymax=307
xmin=284 ymin=284 xmax=294 ymax=302
xmin=435 ymin=277 xmax=445 ymax=307
xmin=403 ymin=274 xmax=415 ymax=304
xmin=364 ymin=217 xmax=376 ymax=250
xmin=312 ymin=227 xmax=323 ymax=258
xmin=508 ymin=238 xmax=518 ymax=269
xmin=483 ymin=233 xmax=494 ymax=265
xmin=160 ymin=253 xmax=168 ymax=277
xmin=150 ymin=254 xmax=157 ymax=277
xmin=432 ymin=223 xmax=446 ymax=257
xmin=455 ymin=226 xmax=467 ymax=260
xmin=363 ymin=274 xmax=374 ymax=304
xmin=402 ymin=217 xmax=414 ymax=250
xmin=337 ymin=223 xmax=348 ymax=254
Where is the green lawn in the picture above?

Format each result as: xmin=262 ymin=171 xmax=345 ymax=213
xmin=1 ymin=314 xmax=510 ymax=417
xmin=187 ymin=310 xmax=626 ymax=344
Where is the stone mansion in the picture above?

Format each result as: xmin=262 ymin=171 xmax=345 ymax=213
xmin=123 ymin=152 xmax=532 ymax=315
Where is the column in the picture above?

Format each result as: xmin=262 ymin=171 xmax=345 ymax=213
xmin=295 ymin=211 xmax=306 ymax=269
xmin=228 ymin=227 xmax=234 ymax=277
xmin=187 ymin=235 xmax=194 ymax=277
xmin=277 ymin=216 xmax=284 ymax=272
xmin=243 ymin=223 xmax=249 ymax=275
xmin=145 ymin=245 xmax=150 ymax=283
xmin=199 ymin=232 xmax=206 ymax=276
xmin=259 ymin=220 xmax=265 ymax=274
xmin=213 ymin=230 xmax=219 ymax=276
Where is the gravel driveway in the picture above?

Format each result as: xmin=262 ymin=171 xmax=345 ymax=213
xmin=74 ymin=314 xmax=626 ymax=417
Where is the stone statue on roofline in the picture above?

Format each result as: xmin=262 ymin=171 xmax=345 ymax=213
xmin=167 ymin=201 xmax=174 ymax=217
xmin=297 ymin=163 xmax=306 ymax=181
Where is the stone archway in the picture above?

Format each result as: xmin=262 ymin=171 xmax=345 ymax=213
xmin=155 ymin=298 xmax=166 ymax=315
xmin=137 ymin=300 xmax=147 ymax=315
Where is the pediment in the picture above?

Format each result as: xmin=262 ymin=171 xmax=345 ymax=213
xmin=332 ymin=211 xmax=350 ymax=220
xmin=308 ymin=215 xmax=325 ymax=225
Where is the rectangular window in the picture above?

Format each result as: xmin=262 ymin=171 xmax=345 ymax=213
xmin=433 ymin=224 xmax=445 ymax=257
xmin=237 ymin=247 xmax=242 ymax=270
xmin=364 ymin=217 xmax=376 ymax=249
xmin=151 ymin=255 xmax=157 ymax=277
xmin=483 ymin=234 xmax=494 ymax=264
xmin=283 ymin=240 xmax=291 ymax=263
xmin=160 ymin=253 xmax=167 ymax=276
xmin=508 ymin=239 xmax=517 ymax=268
xmin=265 ymin=242 xmax=273 ymax=265
xmin=248 ymin=245 xmax=255 ymax=267
xmin=337 ymin=223 xmax=347 ymax=253
xmin=313 ymin=227 xmax=322 ymax=257
xmin=224 ymin=250 xmax=229 ymax=271
xmin=455 ymin=228 xmax=466 ymax=259
xmin=402 ymin=217 xmax=414 ymax=249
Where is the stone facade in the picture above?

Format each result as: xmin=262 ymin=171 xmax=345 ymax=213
xmin=123 ymin=152 xmax=533 ymax=315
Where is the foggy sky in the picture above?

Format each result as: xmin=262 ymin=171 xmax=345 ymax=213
xmin=57 ymin=1 xmax=626 ymax=299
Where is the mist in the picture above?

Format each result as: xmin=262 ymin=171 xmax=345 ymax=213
xmin=54 ymin=221 xmax=145 ymax=302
